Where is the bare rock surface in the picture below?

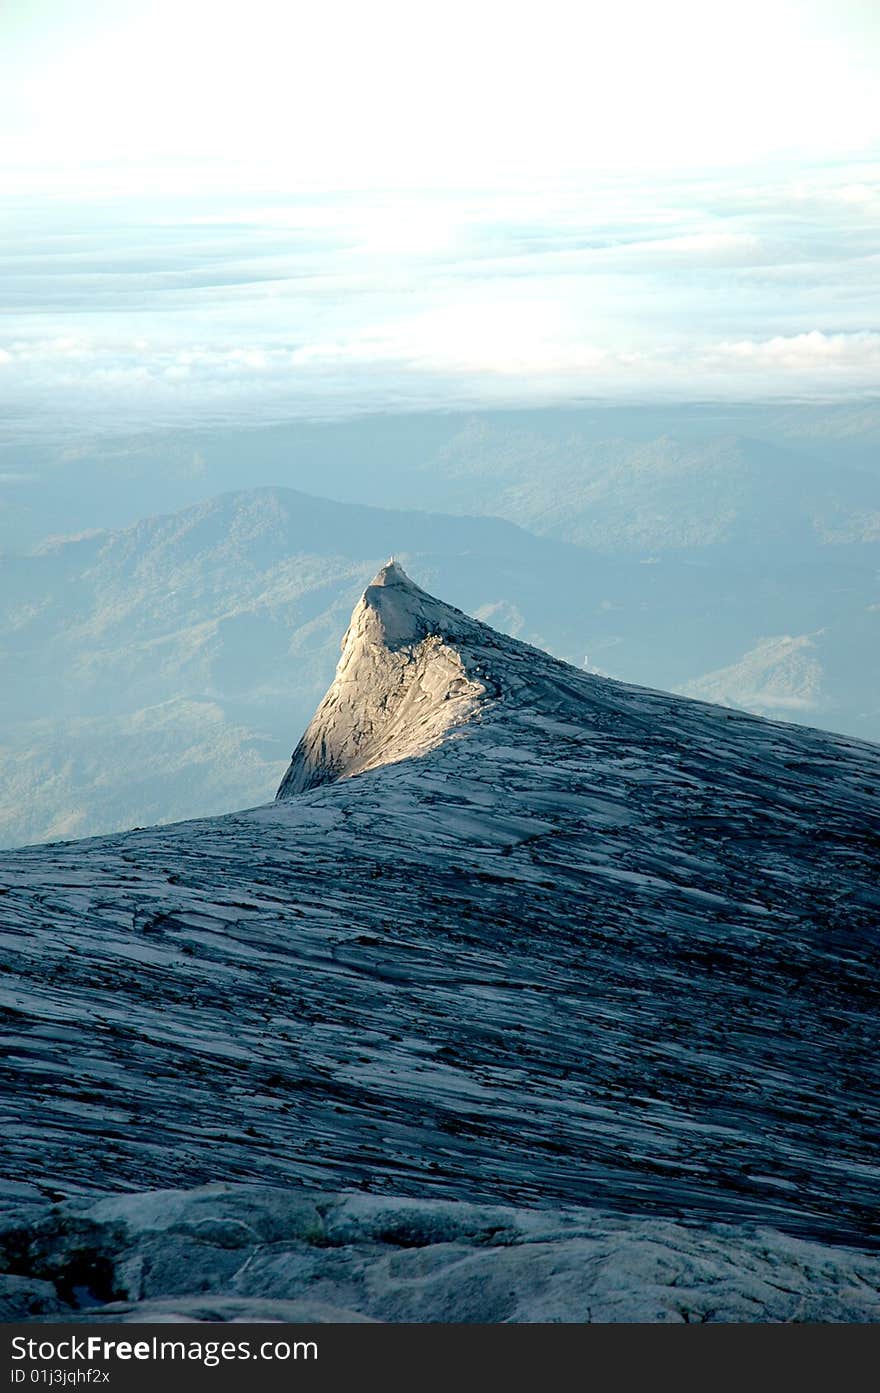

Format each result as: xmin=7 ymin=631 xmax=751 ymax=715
xmin=277 ymin=563 xmax=485 ymax=795
xmin=1 ymin=563 xmax=878 ymax=1319
xmin=1 ymin=1185 xmax=878 ymax=1323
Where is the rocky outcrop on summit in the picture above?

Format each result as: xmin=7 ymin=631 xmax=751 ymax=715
xmin=277 ymin=562 xmax=487 ymax=796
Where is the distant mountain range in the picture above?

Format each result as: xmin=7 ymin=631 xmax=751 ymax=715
xmin=1 ymin=480 xmax=877 ymax=847
xmin=3 ymin=400 xmax=879 ymax=552
xmin=401 ymin=424 xmax=880 ymax=555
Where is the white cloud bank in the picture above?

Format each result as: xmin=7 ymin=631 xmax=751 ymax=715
xmin=1 ymin=160 xmax=878 ymax=429
xmin=710 ymin=330 xmax=880 ymax=372
xmin=1 ymin=323 xmax=877 ymax=429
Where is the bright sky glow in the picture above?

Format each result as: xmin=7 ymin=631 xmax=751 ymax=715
xmin=3 ymin=0 xmax=879 ymax=188
xmin=1 ymin=1 xmax=878 ymax=425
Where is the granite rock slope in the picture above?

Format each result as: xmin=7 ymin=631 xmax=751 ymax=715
xmin=277 ymin=562 xmax=486 ymax=795
xmin=1 ymin=563 xmax=878 ymax=1319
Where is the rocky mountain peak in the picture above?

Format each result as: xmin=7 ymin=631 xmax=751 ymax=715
xmin=370 ymin=558 xmax=411 ymax=587
xmin=276 ymin=562 xmax=487 ymax=797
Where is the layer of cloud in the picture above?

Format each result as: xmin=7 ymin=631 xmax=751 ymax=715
xmin=3 ymin=324 xmax=878 ymax=427
xmin=1 ymin=163 xmax=879 ymax=431
xmin=703 ymin=331 xmax=880 ymax=385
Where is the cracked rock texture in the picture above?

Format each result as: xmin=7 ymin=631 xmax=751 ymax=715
xmin=2 ymin=1185 xmax=879 ymax=1324
xmin=1 ymin=563 xmax=878 ymax=1320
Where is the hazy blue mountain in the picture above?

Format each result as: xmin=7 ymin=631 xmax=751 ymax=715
xmin=2 ymin=484 xmax=878 ymax=848
xmin=2 ymin=401 xmax=878 ymax=552
xmin=399 ymin=424 xmax=880 ymax=556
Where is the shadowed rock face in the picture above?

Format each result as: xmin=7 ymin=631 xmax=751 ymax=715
xmin=277 ymin=562 xmax=486 ymax=797
xmin=1 ymin=565 xmax=879 ymax=1323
